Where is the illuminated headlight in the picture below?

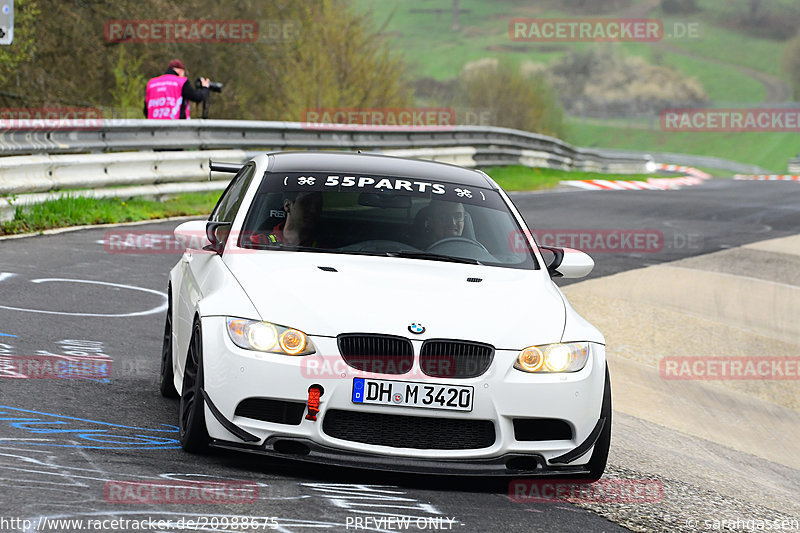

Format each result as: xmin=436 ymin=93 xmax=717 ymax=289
xmin=514 ymin=343 xmax=589 ymax=373
xmin=226 ymin=318 xmax=315 ymax=355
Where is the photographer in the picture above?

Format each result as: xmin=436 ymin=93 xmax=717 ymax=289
xmin=143 ymin=59 xmax=210 ymax=120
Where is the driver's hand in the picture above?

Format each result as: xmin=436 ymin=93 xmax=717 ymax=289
xmin=200 ymin=77 xmax=210 ymax=88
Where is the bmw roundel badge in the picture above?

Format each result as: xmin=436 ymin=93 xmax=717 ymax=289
xmin=408 ymin=322 xmax=425 ymax=334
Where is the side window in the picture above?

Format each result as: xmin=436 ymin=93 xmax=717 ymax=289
xmin=211 ymin=163 xmax=257 ymax=223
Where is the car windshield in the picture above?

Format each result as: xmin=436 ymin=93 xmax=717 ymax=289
xmin=238 ymin=171 xmax=538 ymax=270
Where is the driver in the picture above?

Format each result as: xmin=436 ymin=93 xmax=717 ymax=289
xmin=426 ymin=201 xmax=465 ymax=241
xmin=266 ymin=191 xmax=323 ymax=246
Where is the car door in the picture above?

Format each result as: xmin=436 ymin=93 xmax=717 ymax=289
xmin=174 ymin=162 xmax=258 ymax=376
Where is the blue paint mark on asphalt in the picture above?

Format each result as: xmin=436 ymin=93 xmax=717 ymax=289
xmin=0 ymin=333 xmax=17 ymax=337
xmin=0 ymin=405 xmax=180 ymax=449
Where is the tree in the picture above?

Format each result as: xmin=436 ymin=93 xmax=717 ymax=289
xmin=0 ymin=0 xmax=40 ymax=104
xmin=783 ymin=31 xmax=800 ymax=100
xmin=110 ymin=48 xmax=148 ymax=118
xmin=1 ymin=0 xmax=411 ymax=119
xmin=261 ymin=0 xmax=411 ymax=120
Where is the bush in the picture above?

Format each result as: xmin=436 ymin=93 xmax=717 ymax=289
xmin=718 ymin=0 xmax=800 ymax=41
xmin=545 ymin=47 xmax=708 ymax=117
xmin=561 ymin=0 xmax=630 ymax=15
xmin=660 ymin=0 xmax=699 ymax=15
xmin=453 ymin=60 xmax=564 ymax=137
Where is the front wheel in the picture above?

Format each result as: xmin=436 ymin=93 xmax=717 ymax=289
xmin=159 ymin=287 xmax=179 ymax=398
xmin=179 ymin=320 xmax=210 ymax=453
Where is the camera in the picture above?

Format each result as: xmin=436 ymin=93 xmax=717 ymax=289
xmin=195 ymin=78 xmax=223 ymax=93
xmin=194 ymin=77 xmax=223 ymax=118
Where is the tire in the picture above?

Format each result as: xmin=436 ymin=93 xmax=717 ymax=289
xmin=159 ymin=287 xmax=179 ymax=398
xmin=179 ymin=319 xmax=210 ymax=453
xmin=585 ymin=367 xmax=612 ymax=481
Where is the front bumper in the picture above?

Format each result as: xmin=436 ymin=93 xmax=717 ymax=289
xmin=199 ymin=316 xmax=607 ymax=472
xmin=207 ymin=435 xmax=599 ymax=477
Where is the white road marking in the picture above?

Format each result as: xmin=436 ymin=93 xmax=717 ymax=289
xmin=0 ymin=278 xmax=167 ymax=317
xmin=0 ymin=438 xmax=54 ymax=441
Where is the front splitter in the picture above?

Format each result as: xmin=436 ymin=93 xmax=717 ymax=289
xmin=209 ymin=437 xmax=591 ymax=477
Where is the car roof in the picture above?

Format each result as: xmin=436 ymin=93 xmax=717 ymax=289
xmin=265 ymin=151 xmax=496 ymax=189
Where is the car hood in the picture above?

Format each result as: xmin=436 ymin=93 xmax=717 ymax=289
xmin=223 ymin=251 xmax=566 ymax=350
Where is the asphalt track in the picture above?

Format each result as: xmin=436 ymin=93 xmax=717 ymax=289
xmin=0 ymin=178 xmax=798 ymax=533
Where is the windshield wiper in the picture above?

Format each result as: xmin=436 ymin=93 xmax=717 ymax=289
xmin=244 ymin=243 xmax=390 ymax=257
xmin=387 ymin=250 xmax=481 ymax=265
xmin=244 ymin=243 xmax=480 ymax=264
xmin=245 ymin=242 xmax=336 ymax=253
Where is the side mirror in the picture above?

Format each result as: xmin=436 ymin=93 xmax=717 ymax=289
xmin=205 ymin=221 xmax=232 ymax=254
xmin=173 ymin=220 xmax=209 ymax=250
xmin=540 ymin=246 xmax=594 ymax=278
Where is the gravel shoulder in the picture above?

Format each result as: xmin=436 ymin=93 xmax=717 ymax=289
xmin=560 ymin=233 xmax=800 ymax=531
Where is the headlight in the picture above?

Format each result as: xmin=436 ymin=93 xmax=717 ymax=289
xmin=226 ymin=318 xmax=316 ymax=355
xmin=514 ymin=342 xmax=589 ymax=373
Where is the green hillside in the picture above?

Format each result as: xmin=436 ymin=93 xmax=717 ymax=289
xmin=353 ymin=0 xmax=800 ymax=172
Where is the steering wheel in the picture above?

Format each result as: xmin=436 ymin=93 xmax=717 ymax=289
xmin=426 ymin=237 xmax=490 ymax=254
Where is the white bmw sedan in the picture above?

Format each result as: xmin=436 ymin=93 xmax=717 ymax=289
xmin=160 ymin=151 xmax=610 ymax=478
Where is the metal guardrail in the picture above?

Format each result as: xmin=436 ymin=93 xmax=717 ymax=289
xmin=0 ymin=149 xmax=248 ymax=195
xmin=596 ymin=148 xmax=771 ymax=175
xmin=0 ymin=149 xmax=251 ymax=220
xmin=0 ymin=120 xmax=660 ymax=220
xmin=0 ymin=118 xmax=758 ymax=221
xmin=0 ymin=119 xmax=775 ymax=174
xmin=0 ymin=119 xmax=651 ymax=171
xmin=788 ymin=156 xmax=800 ymax=174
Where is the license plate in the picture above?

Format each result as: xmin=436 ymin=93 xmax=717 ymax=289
xmin=351 ymin=378 xmax=473 ymax=412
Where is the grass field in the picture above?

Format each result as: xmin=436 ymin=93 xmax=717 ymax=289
xmin=0 ymin=191 xmax=222 ymax=236
xmin=356 ymin=0 xmax=788 ymax=95
xmin=353 ymin=0 xmax=796 ymax=170
xmin=566 ymin=119 xmax=798 ymax=172
xmin=619 ymin=42 xmax=767 ymax=103
xmin=381 ymin=0 xmax=783 ymax=103
xmin=657 ymin=15 xmax=785 ymax=78
xmin=484 ymin=165 xmax=651 ymax=191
